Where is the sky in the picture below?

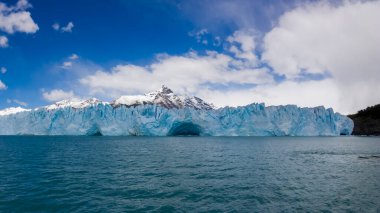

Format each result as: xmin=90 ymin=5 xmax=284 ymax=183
xmin=0 ymin=0 xmax=379 ymax=114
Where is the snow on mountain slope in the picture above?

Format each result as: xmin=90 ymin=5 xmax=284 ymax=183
xmin=111 ymin=85 xmax=214 ymax=110
xmin=0 ymin=86 xmax=353 ymax=136
xmin=44 ymin=98 xmax=106 ymax=110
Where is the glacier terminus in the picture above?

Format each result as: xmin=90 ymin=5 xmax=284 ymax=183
xmin=0 ymin=86 xmax=353 ymax=136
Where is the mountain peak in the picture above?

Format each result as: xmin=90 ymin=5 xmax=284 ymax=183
xmin=158 ymin=85 xmax=173 ymax=94
xmin=112 ymin=86 xmax=214 ymax=110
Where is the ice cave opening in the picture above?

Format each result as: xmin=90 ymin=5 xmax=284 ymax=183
xmin=86 ymin=125 xmax=103 ymax=136
xmin=168 ymin=122 xmax=202 ymax=136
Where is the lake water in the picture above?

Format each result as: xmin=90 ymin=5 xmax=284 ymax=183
xmin=0 ymin=136 xmax=379 ymax=212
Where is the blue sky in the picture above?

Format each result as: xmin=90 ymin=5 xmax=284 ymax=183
xmin=1 ymin=0 xmax=380 ymax=114
xmin=0 ymin=0 xmax=198 ymax=105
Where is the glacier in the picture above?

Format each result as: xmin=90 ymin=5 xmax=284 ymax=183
xmin=0 ymin=86 xmax=353 ymax=136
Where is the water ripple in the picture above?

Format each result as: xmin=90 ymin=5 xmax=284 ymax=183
xmin=0 ymin=136 xmax=380 ymax=212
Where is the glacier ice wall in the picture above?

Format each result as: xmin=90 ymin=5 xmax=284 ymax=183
xmin=0 ymin=103 xmax=353 ymax=136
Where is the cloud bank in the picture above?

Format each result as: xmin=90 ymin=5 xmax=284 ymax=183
xmin=47 ymin=0 xmax=380 ymax=114
xmin=79 ymin=48 xmax=273 ymax=98
xmin=262 ymin=0 xmax=380 ymax=113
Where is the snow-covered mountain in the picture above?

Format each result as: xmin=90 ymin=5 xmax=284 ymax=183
xmin=43 ymin=98 xmax=105 ymax=110
xmin=111 ymin=86 xmax=214 ymax=110
xmin=0 ymin=86 xmax=353 ymax=136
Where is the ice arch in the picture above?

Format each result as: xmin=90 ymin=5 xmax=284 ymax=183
xmin=167 ymin=122 xmax=203 ymax=136
xmin=86 ymin=124 xmax=103 ymax=136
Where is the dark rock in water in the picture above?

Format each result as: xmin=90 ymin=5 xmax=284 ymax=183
xmin=348 ymin=104 xmax=380 ymax=136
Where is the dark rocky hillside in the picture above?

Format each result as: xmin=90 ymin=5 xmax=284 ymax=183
xmin=348 ymin=104 xmax=380 ymax=136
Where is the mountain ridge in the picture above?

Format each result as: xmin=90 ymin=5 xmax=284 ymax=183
xmin=0 ymin=85 xmax=343 ymax=115
xmin=0 ymin=86 xmax=216 ymax=115
xmin=348 ymin=104 xmax=380 ymax=136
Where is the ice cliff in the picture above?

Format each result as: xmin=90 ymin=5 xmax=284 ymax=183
xmin=0 ymin=86 xmax=353 ymax=136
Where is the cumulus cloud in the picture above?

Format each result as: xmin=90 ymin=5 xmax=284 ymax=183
xmin=50 ymin=0 xmax=380 ymax=114
xmin=0 ymin=0 xmax=39 ymax=34
xmin=262 ymin=0 xmax=380 ymax=113
xmin=42 ymin=89 xmax=77 ymax=102
xmin=52 ymin=21 xmax=74 ymax=33
xmin=1 ymin=67 xmax=6 ymax=74
xmin=79 ymin=50 xmax=273 ymax=98
xmin=0 ymin=35 xmax=8 ymax=47
xmin=0 ymin=80 xmax=6 ymax=90
xmin=226 ymin=30 xmax=258 ymax=64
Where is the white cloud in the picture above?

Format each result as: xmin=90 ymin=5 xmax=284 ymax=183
xmin=1 ymin=67 xmax=6 ymax=74
xmin=52 ymin=21 xmax=74 ymax=33
xmin=52 ymin=23 xmax=60 ymax=31
xmin=69 ymin=53 xmax=79 ymax=60
xmin=262 ymin=0 xmax=380 ymax=113
xmin=50 ymin=0 xmax=380 ymax=114
xmin=0 ymin=80 xmax=7 ymax=90
xmin=61 ymin=22 xmax=74 ymax=32
xmin=189 ymin=29 xmax=224 ymax=46
xmin=0 ymin=0 xmax=32 ymax=13
xmin=0 ymin=35 xmax=8 ymax=47
xmin=60 ymin=54 xmax=79 ymax=69
xmin=226 ymin=30 xmax=258 ymax=63
xmin=15 ymin=0 xmax=32 ymax=10
xmin=0 ymin=0 xmax=39 ymax=34
xmin=189 ymin=28 xmax=208 ymax=44
xmin=7 ymin=98 xmax=28 ymax=107
xmin=198 ymin=80 xmax=340 ymax=109
xmin=42 ymin=89 xmax=77 ymax=102
xmin=79 ymin=51 xmax=273 ymax=98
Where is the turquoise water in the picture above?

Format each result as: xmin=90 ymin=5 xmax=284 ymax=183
xmin=0 ymin=136 xmax=379 ymax=212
